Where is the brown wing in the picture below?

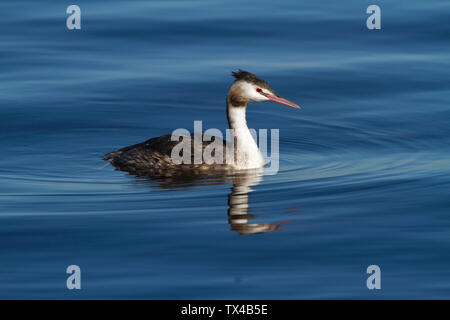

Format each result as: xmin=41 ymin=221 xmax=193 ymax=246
xmin=103 ymin=133 xmax=229 ymax=176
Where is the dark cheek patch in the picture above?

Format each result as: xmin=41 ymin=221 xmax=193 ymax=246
xmin=228 ymin=89 xmax=249 ymax=106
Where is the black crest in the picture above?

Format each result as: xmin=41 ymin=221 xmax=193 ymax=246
xmin=231 ymin=70 xmax=273 ymax=90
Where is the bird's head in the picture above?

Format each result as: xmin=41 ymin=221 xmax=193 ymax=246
xmin=228 ymin=70 xmax=300 ymax=109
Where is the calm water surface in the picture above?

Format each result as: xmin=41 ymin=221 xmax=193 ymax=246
xmin=0 ymin=0 xmax=449 ymax=298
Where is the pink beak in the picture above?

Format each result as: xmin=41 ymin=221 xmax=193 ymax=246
xmin=265 ymin=94 xmax=301 ymax=109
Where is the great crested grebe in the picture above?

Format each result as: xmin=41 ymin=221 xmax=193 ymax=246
xmin=103 ymin=70 xmax=300 ymax=175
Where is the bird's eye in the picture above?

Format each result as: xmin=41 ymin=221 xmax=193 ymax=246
xmin=256 ymin=88 xmax=262 ymax=93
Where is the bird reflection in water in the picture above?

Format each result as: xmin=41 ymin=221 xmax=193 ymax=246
xmin=226 ymin=170 xmax=288 ymax=235
xmin=131 ymin=168 xmax=291 ymax=235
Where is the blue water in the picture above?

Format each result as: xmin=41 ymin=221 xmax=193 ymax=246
xmin=1 ymin=0 xmax=449 ymax=299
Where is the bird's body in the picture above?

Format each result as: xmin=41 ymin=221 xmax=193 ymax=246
xmin=103 ymin=70 xmax=300 ymax=175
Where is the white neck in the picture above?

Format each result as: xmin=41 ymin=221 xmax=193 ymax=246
xmin=227 ymin=102 xmax=265 ymax=170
